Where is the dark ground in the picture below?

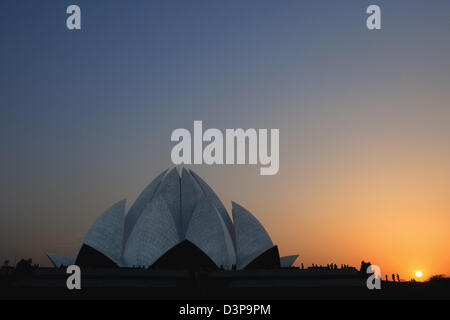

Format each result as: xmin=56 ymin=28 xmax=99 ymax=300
xmin=1 ymin=284 xmax=449 ymax=300
xmin=1 ymin=267 xmax=449 ymax=300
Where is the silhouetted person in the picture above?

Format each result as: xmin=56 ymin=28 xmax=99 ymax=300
xmin=392 ymin=274 xmax=396 ymax=282
xmin=301 ymin=263 xmax=304 ymax=270
xmin=385 ymin=275 xmax=388 ymax=282
xmin=396 ymin=274 xmax=400 ymax=282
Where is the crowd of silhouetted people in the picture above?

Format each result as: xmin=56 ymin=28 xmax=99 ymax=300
xmin=386 ymin=274 xmax=400 ymax=282
xmin=301 ymin=260 xmax=404 ymax=282
xmin=307 ymin=263 xmax=355 ymax=271
xmin=299 ymin=262 xmax=357 ymax=272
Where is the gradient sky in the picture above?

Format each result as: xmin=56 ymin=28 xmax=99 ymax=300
xmin=1 ymin=0 xmax=449 ymax=280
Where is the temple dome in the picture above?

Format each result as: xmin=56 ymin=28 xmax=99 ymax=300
xmin=47 ymin=167 xmax=291 ymax=270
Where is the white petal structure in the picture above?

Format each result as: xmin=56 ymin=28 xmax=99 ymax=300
xmin=77 ymin=199 xmax=126 ymax=265
xmin=280 ymin=255 xmax=299 ymax=268
xmin=46 ymin=253 xmax=74 ymax=268
xmin=122 ymin=194 xmax=180 ymax=268
xmin=180 ymin=168 xmax=204 ymax=237
xmin=189 ymin=170 xmax=234 ymax=240
xmin=155 ymin=168 xmax=182 ymax=239
xmin=124 ymin=169 xmax=167 ymax=241
xmin=232 ymin=202 xmax=274 ymax=269
xmin=185 ymin=198 xmax=236 ymax=269
xmin=47 ymin=167 xmax=291 ymax=271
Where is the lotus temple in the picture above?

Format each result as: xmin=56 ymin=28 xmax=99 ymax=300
xmin=47 ymin=168 xmax=299 ymax=270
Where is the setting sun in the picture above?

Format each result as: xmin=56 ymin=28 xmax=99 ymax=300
xmin=415 ymin=270 xmax=423 ymax=278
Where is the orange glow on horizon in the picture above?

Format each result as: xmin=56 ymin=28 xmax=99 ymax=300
xmin=233 ymin=123 xmax=450 ymax=280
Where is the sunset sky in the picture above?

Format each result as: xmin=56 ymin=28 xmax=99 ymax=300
xmin=1 ymin=0 xmax=449 ymax=280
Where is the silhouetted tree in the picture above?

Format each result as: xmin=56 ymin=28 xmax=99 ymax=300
xmin=428 ymin=274 xmax=445 ymax=282
xmin=359 ymin=260 xmax=372 ymax=277
xmin=14 ymin=258 xmax=34 ymax=279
